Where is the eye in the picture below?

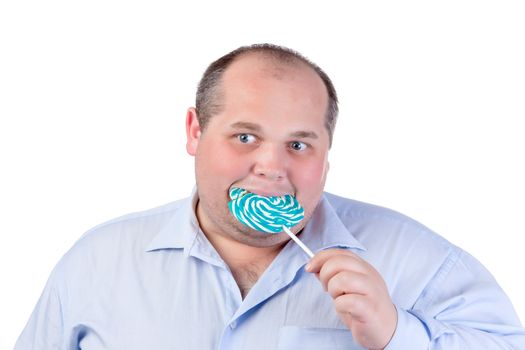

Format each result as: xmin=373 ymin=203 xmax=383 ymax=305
xmin=237 ymin=133 xmax=256 ymax=144
xmin=290 ymin=141 xmax=307 ymax=151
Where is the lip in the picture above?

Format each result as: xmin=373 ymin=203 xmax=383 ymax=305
xmin=232 ymin=186 xmax=294 ymax=198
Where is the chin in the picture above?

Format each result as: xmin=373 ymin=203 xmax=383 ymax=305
xmin=232 ymin=228 xmax=288 ymax=247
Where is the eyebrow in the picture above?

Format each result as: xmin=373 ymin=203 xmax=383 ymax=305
xmin=230 ymin=121 xmax=319 ymax=139
xmin=230 ymin=122 xmax=262 ymax=132
xmin=289 ymin=130 xmax=318 ymax=139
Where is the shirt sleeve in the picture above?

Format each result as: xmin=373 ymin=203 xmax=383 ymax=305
xmin=14 ymin=268 xmax=65 ymax=350
xmin=385 ymin=249 xmax=525 ymax=349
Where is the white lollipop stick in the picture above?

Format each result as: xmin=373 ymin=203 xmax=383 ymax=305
xmin=282 ymin=226 xmax=314 ymax=258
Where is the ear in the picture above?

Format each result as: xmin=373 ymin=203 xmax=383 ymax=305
xmin=324 ymin=159 xmax=330 ymax=180
xmin=186 ymin=107 xmax=201 ymax=156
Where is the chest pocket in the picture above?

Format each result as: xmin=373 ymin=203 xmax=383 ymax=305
xmin=277 ymin=326 xmax=365 ymax=350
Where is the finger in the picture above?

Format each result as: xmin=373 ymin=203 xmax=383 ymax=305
xmin=305 ymin=248 xmax=362 ymax=274
xmin=326 ymin=270 xmax=370 ymax=298
xmin=317 ymin=254 xmax=369 ymax=291
xmin=333 ymin=293 xmax=370 ymax=322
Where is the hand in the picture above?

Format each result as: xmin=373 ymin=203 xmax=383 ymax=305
xmin=305 ymin=249 xmax=397 ymax=350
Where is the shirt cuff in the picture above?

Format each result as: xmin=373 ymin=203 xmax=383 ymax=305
xmin=383 ymin=305 xmax=430 ymax=350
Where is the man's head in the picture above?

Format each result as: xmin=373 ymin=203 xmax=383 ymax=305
xmin=186 ymin=44 xmax=338 ymax=248
xmin=195 ymin=44 xmax=338 ymax=147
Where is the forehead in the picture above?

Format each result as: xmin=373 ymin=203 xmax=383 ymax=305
xmin=214 ymin=53 xmax=329 ymax=131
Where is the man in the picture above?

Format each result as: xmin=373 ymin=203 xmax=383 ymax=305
xmin=16 ymin=44 xmax=525 ymax=349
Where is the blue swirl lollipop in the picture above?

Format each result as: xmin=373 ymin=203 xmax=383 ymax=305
xmin=228 ymin=187 xmax=304 ymax=233
xmin=228 ymin=187 xmax=314 ymax=257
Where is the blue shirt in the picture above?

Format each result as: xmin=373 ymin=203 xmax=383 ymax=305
xmin=15 ymin=189 xmax=525 ymax=349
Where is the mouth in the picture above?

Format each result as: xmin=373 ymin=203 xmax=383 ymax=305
xmin=229 ymin=185 xmax=295 ymax=199
xmin=228 ymin=186 xmax=305 ymax=234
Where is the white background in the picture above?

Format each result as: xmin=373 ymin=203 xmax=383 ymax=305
xmin=1 ymin=1 xmax=524 ymax=347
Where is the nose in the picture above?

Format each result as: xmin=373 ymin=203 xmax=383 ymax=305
xmin=252 ymin=144 xmax=287 ymax=181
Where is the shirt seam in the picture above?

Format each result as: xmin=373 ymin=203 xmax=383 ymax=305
xmin=79 ymin=202 xmax=184 ymax=244
xmin=344 ymin=210 xmax=430 ymax=233
xmin=415 ymin=246 xmax=463 ymax=311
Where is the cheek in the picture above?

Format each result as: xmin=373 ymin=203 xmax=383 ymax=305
xmin=290 ymin=158 xmax=328 ymax=218
xmin=196 ymin=142 xmax=250 ymax=185
xmin=291 ymin=157 xmax=328 ymax=193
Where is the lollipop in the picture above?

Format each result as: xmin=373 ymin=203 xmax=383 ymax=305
xmin=228 ymin=187 xmax=314 ymax=257
xmin=228 ymin=187 xmax=304 ymax=233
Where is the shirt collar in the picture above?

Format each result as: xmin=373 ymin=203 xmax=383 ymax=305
xmin=298 ymin=193 xmax=367 ymax=254
xmin=145 ymin=187 xmax=200 ymax=252
xmin=145 ymin=189 xmax=367 ymax=255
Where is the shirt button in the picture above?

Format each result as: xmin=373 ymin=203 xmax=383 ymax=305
xmin=230 ymin=321 xmax=237 ymax=329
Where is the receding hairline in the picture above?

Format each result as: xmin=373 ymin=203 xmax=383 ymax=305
xmin=211 ymin=51 xmax=329 ymax=116
xmin=225 ymin=50 xmax=321 ymax=82
xmin=195 ymin=43 xmax=339 ymax=146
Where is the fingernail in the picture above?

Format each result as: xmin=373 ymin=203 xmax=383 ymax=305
xmin=305 ymin=263 xmax=312 ymax=272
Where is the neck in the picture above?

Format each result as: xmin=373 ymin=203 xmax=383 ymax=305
xmin=204 ymin=231 xmax=285 ymax=299
xmin=204 ymin=228 xmax=285 ymax=268
xmin=195 ymin=199 xmax=287 ymax=267
xmin=195 ymin=200 xmax=287 ymax=297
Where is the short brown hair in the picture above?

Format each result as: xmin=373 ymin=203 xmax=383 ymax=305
xmin=195 ymin=43 xmax=339 ymax=147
